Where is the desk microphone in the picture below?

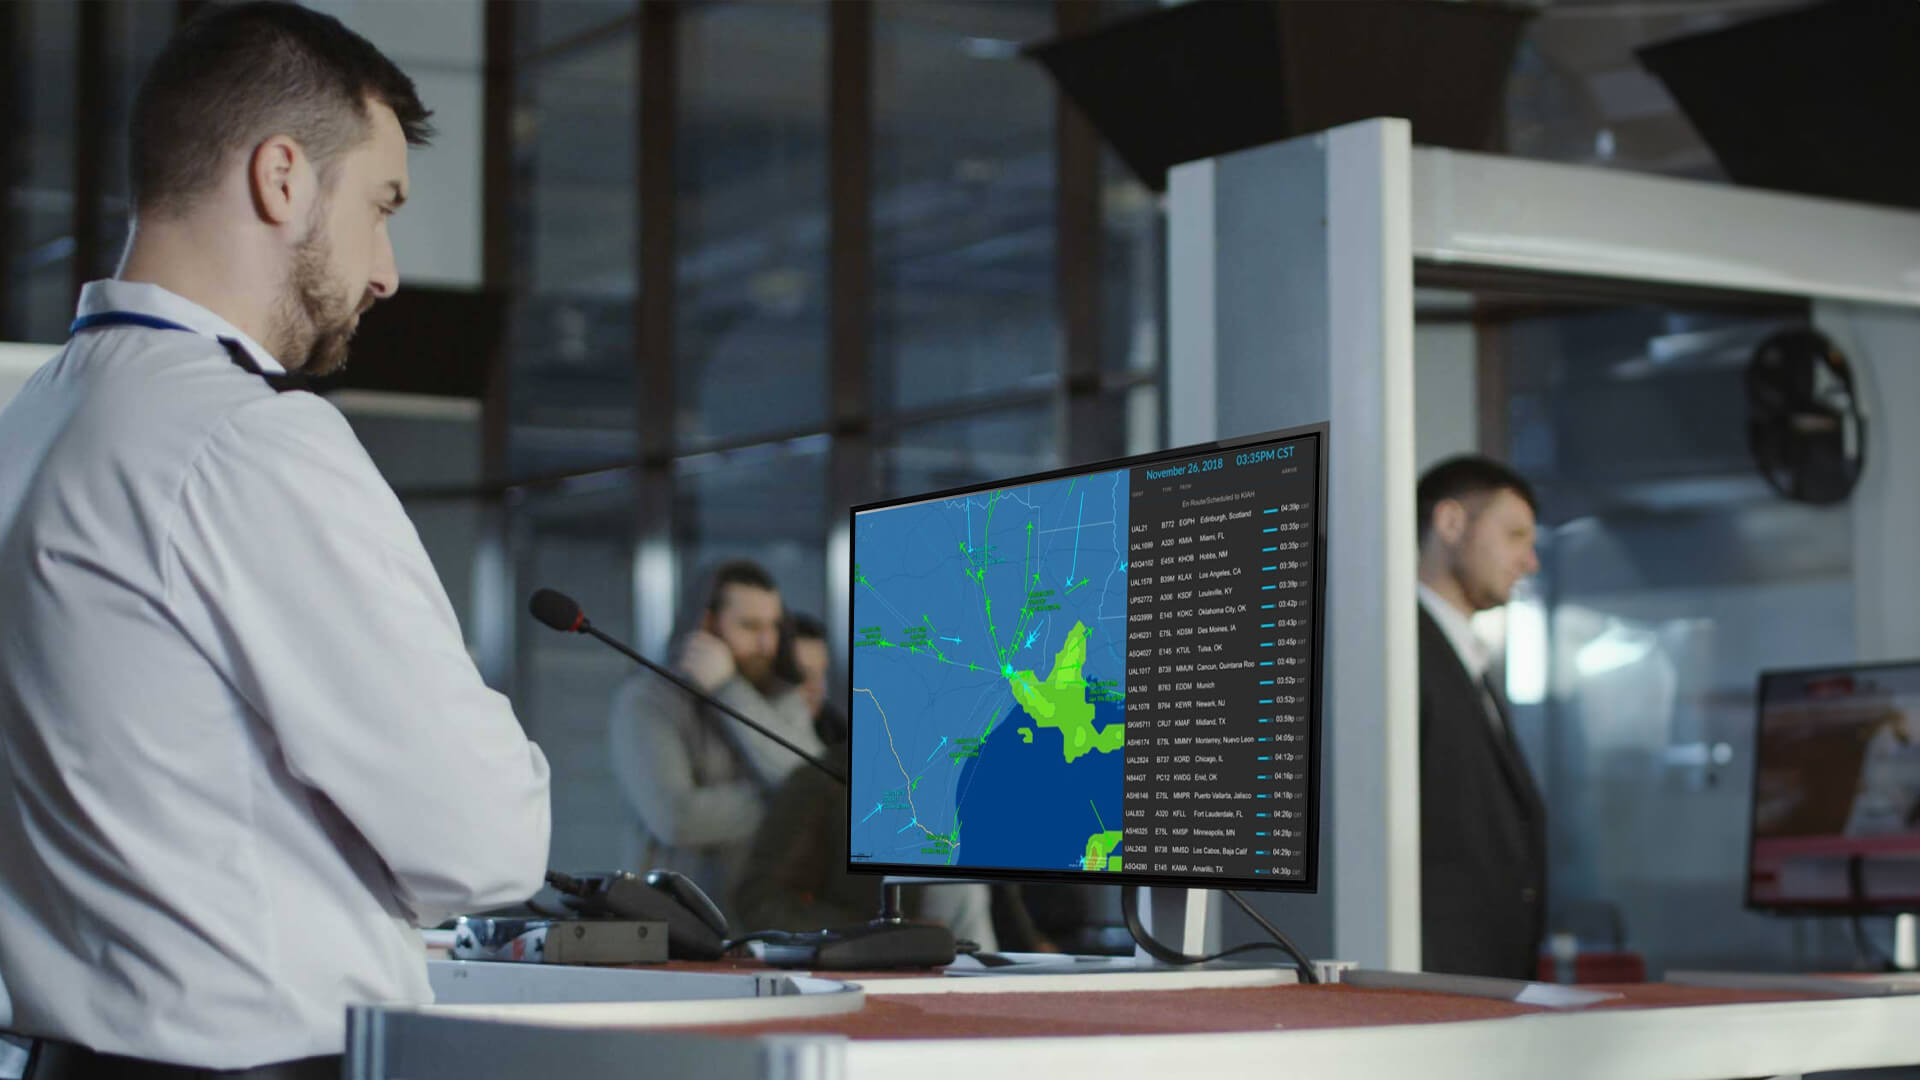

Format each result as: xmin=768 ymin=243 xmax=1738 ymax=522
xmin=527 ymin=586 xmax=955 ymax=969
xmin=527 ymin=587 xmax=847 ymax=786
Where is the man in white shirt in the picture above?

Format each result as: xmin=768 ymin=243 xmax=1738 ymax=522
xmin=609 ymin=561 xmax=825 ymax=910
xmin=1415 ymin=456 xmax=1544 ymax=979
xmin=0 ymin=4 xmax=550 ymax=1074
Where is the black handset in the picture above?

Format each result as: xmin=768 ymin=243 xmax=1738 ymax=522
xmin=545 ymin=870 xmax=729 ymax=961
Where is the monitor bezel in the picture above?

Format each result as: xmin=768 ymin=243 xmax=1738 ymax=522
xmin=844 ymin=422 xmax=1328 ymax=895
xmin=1744 ymin=657 xmax=1920 ymax=916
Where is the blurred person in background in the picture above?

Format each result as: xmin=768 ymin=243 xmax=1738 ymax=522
xmin=737 ymin=614 xmax=873 ymax=931
xmin=1415 ymin=456 xmax=1545 ymax=980
xmin=609 ymin=560 xmax=823 ymax=908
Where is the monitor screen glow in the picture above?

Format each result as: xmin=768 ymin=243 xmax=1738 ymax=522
xmin=845 ymin=425 xmax=1326 ymax=893
xmin=1749 ymin=662 xmax=1920 ymax=912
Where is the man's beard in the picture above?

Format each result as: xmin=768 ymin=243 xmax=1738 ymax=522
xmin=270 ymin=221 xmax=364 ymax=376
xmin=737 ymin=653 xmax=777 ymax=692
xmin=1448 ymin=548 xmax=1509 ymax=613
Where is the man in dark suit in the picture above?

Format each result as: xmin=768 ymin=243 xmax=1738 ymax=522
xmin=1416 ymin=456 xmax=1545 ymax=979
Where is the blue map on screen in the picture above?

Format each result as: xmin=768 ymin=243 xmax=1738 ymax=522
xmin=849 ymin=469 xmax=1131 ymax=875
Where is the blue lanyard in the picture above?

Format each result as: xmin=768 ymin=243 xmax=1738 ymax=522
xmin=68 ymin=311 xmax=199 ymax=337
xmin=66 ymin=309 xmax=307 ymax=393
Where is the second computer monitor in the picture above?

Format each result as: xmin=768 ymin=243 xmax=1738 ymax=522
xmin=1750 ymin=661 xmax=1920 ymax=912
xmin=846 ymin=424 xmax=1326 ymax=893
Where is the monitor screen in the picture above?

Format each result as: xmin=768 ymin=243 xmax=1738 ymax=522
xmin=846 ymin=425 xmax=1324 ymax=892
xmin=1749 ymin=662 xmax=1920 ymax=912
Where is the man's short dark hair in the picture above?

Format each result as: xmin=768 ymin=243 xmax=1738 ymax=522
xmin=1417 ymin=456 xmax=1538 ymax=544
xmin=775 ymin=612 xmax=829 ymax=688
xmin=705 ymin=560 xmax=779 ymax=615
xmin=131 ymin=1 xmax=434 ymax=219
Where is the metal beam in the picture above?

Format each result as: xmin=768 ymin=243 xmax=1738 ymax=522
xmin=472 ymin=0 xmax=520 ymax=693
xmin=826 ymin=0 xmax=874 ymax=695
xmin=386 ymin=373 xmax=1157 ymax=506
xmin=1056 ymin=0 xmax=1103 ymax=467
xmin=828 ymin=0 xmax=872 ymax=444
xmin=481 ymin=0 xmax=516 ymax=480
xmin=72 ymin=0 xmax=111 ymax=304
xmin=633 ymin=0 xmax=680 ymax=656
xmin=0 ymin=0 xmax=19 ymax=339
xmin=638 ymin=2 xmax=677 ymax=470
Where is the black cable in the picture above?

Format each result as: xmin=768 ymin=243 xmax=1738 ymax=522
xmin=1845 ymin=857 xmax=1897 ymax=972
xmin=1121 ymin=886 xmax=1319 ymax=983
xmin=1224 ymin=889 xmax=1319 ymax=983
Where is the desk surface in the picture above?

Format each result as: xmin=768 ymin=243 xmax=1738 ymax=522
xmin=363 ymin=961 xmax=1920 ymax=1080
xmin=672 ymin=980 xmax=1822 ymax=1040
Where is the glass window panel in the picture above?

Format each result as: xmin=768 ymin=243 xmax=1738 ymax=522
xmin=343 ymin=403 xmax=485 ymax=640
xmin=676 ymin=1 xmax=828 ymax=451
xmin=873 ymin=1 xmax=1058 ymax=413
xmin=674 ymin=436 xmax=830 ymax=637
xmin=513 ymin=479 xmax=648 ymax=870
xmin=510 ymin=25 xmax=640 ymax=475
xmin=1101 ymin=151 xmax=1160 ymax=376
xmin=1493 ymin=303 xmax=1860 ymax=974
xmin=884 ymin=405 xmax=1059 ymax=500
xmin=523 ymin=0 xmax=635 ymax=58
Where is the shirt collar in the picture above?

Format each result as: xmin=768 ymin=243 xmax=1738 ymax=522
xmin=1418 ymin=582 xmax=1492 ymax=681
xmin=75 ymin=280 xmax=286 ymax=375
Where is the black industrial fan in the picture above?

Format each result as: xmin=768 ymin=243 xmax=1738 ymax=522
xmin=1745 ymin=328 xmax=1867 ymax=505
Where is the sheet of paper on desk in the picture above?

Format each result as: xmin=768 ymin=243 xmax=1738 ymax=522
xmin=1513 ymin=981 xmax=1623 ymax=1007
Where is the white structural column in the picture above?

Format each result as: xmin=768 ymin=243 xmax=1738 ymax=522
xmin=1166 ymin=119 xmax=1421 ymax=970
xmin=1818 ymin=301 xmax=1920 ymax=665
xmin=1325 ymin=120 xmax=1421 ymax=972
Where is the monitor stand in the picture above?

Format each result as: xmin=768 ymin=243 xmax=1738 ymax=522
xmin=776 ymin=881 xmax=1301 ymax=978
xmin=1141 ymin=886 xmax=1218 ymax=959
xmin=948 ymin=885 xmax=1307 ymax=979
xmin=751 ymin=880 xmax=1224 ymax=974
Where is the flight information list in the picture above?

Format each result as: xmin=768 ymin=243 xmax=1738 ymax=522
xmin=1122 ymin=436 xmax=1319 ymax=882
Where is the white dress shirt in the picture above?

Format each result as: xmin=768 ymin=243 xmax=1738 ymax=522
xmin=1418 ymin=582 xmax=1509 ymax=738
xmin=0 ymin=281 xmax=552 ymax=1067
xmin=1417 ymin=582 xmax=1492 ymax=682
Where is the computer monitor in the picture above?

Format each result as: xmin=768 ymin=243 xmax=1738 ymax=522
xmin=1748 ymin=661 xmax=1920 ymax=913
xmin=846 ymin=424 xmax=1325 ymax=893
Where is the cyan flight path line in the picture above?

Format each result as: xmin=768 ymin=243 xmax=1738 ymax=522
xmin=862 ymin=477 xmax=1125 ymax=680
xmin=1067 ymin=490 xmax=1085 ymax=588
